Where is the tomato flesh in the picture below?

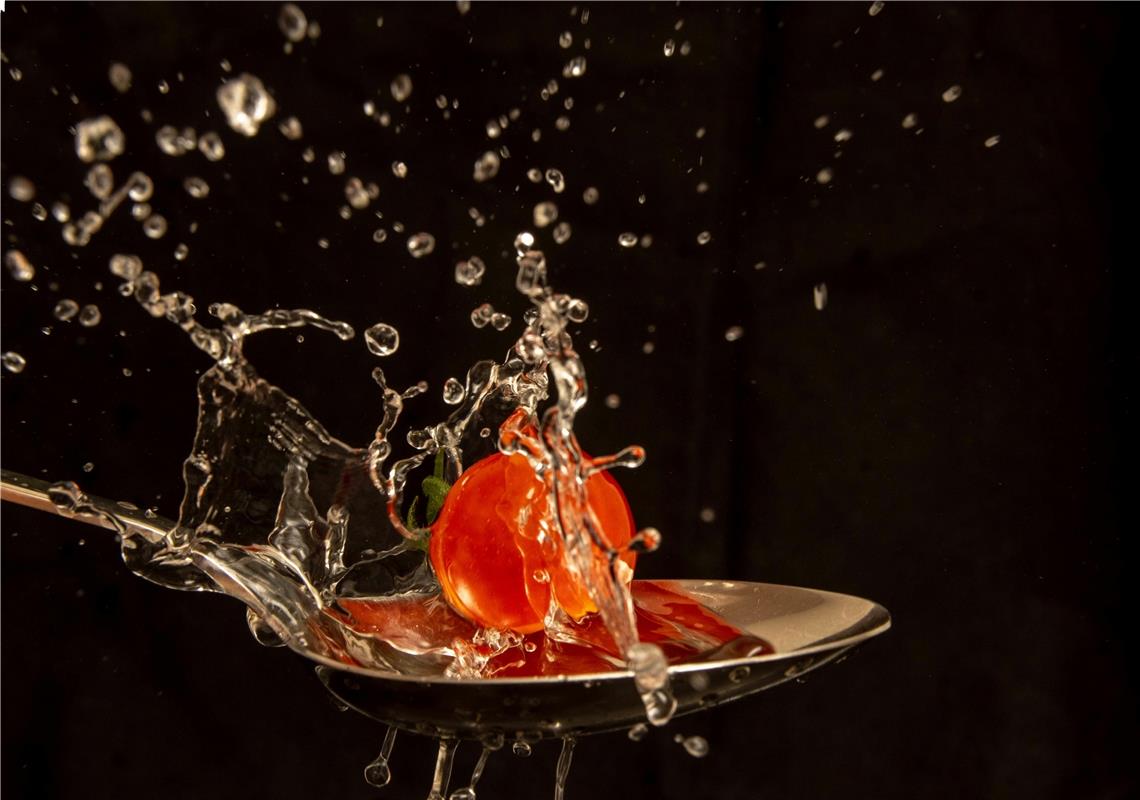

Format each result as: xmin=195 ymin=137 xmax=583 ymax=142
xmin=429 ymin=451 xmax=637 ymax=634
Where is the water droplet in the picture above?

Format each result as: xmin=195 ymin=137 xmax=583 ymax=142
xmin=198 ymin=131 xmax=226 ymax=161
xmin=555 ymin=115 xmax=571 ymax=131
xmin=566 ymin=298 xmax=589 ymax=322
xmin=729 ymin=665 xmax=751 ymax=683
xmin=868 ymin=0 xmax=885 ymax=16
xmin=156 ymin=125 xmax=196 ymax=156
xmin=216 ymin=74 xmax=276 ymax=137
xmin=533 ymin=201 xmax=558 ymax=228
xmin=699 ymin=507 xmax=716 ymax=523
xmin=490 ymin=312 xmax=512 ymax=331
xmin=9 ymin=66 xmax=23 ymax=82
xmin=442 ymin=377 xmax=465 ymax=405
xmin=31 ymin=202 xmax=48 ymax=221
xmin=82 ymin=164 xmax=114 ymax=200
xmin=345 ymin=177 xmax=370 ymax=209
xmin=680 ymin=735 xmax=709 ymax=758
xmin=871 ymin=67 xmax=884 ymax=82
xmin=8 ymin=176 xmax=35 ymax=202
xmin=559 ymin=30 xmax=573 ymax=48
xmin=470 ymin=303 xmax=495 ymax=328
xmin=813 ymin=283 xmax=828 ymax=310
xmin=834 ymin=128 xmax=853 ymax=143
xmin=512 ymin=741 xmax=532 ymax=758
xmin=984 ymin=134 xmax=1001 ymax=148
xmin=473 ymin=150 xmax=500 ymax=182
xmin=5 ymin=250 xmax=35 ymax=282
xmin=390 ymin=73 xmax=413 ymax=103
xmin=724 ymin=325 xmax=743 ymax=342
xmin=618 ymin=232 xmax=638 ymax=248
xmin=278 ymin=3 xmax=308 ymax=42
xmin=52 ymin=202 xmax=71 ymax=222
xmin=604 ymin=393 xmax=621 ymax=409
xmin=552 ymin=221 xmax=572 ymax=244
xmin=696 ymin=230 xmax=712 ymax=245
xmin=53 ymin=299 xmax=80 ymax=321
xmin=407 ymin=232 xmax=436 ymax=258
xmin=392 ymin=160 xmax=408 ymax=178
xmin=816 ymin=167 xmax=833 ymax=185
xmin=363 ymin=759 xmax=391 ymax=788
xmin=279 ymin=116 xmax=304 ymax=140
xmin=562 ymin=56 xmax=587 ymax=78
xmin=582 ymin=186 xmax=599 ymax=205
xmin=142 ymin=214 xmax=168 ymax=239
xmin=901 ymin=113 xmax=918 ymax=130
xmin=454 ymin=256 xmax=486 ymax=286
xmin=627 ymin=723 xmax=648 ymax=741
xmin=327 ymin=151 xmax=346 ymax=175
xmin=941 ymin=84 xmax=962 ymax=103
xmin=0 ymin=348 xmax=30 ymax=375
xmin=364 ymin=323 xmax=399 ymax=356
xmin=109 ymin=254 xmax=143 ymax=281
xmin=679 ymin=41 xmax=692 ymax=56
xmin=183 ymin=176 xmax=210 ymax=199
xmin=663 ymin=39 xmax=676 ymax=57
xmin=75 ymin=116 xmax=125 ymax=163
xmin=78 ymin=304 xmax=102 ymax=327
xmin=813 ymin=114 xmax=830 ymax=130
xmin=82 ymin=462 xmax=95 ymax=474
xmin=174 ymin=243 xmax=189 ymax=261
xmin=544 ymin=168 xmax=565 ymax=194
xmin=372 ymin=228 xmax=388 ymax=243
xmin=108 ymin=62 xmax=132 ymax=93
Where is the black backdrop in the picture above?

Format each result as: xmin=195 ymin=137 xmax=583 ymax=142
xmin=1 ymin=3 xmax=1134 ymax=799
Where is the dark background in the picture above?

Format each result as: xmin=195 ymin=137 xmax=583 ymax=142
xmin=1 ymin=2 xmax=1134 ymax=798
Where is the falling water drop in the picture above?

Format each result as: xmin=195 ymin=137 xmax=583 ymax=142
xmin=108 ymin=62 xmax=132 ymax=93
xmin=442 ymin=377 xmax=465 ymax=405
xmin=391 ymin=73 xmax=413 ymax=102
xmin=53 ymin=299 xmax=80 ymax=321
xmin=618 ymin=232 xmax=637 ymax=248
xmin=663 ymin=39 xmax=676 ymax=57
xmin=533 ymin=201 xmax=558 ymax=228
xmin=78 ymin=304 xmax=102 ymax=327
xmin=364 ymin=323 xmax=400 ymax=356
xmin=407 ymin=232 xmax=436 ymax=258
xmin=75 ymin=116 xmax=126 ymax=162
xmin=4 ymin=250 xmax=35 ymax=282
xmin=8 ymin=176 xmax=35 ymax=202
xmin=278 ymin=3 xmax=308 ymax=42
xmin=363 ymin=727 xmax=398 ymax=787
xmin=941 ymin=84 xmax=962 ymax=103
xmin=454 ymin=257 xmax=486 ymax=286
xmin=473 ymin=151 xmax=500 ymax=182
xmin=869 ymin=0 xmax=885 ymax=16
xmin=814 ymin=283 xmax=829 ymax=310
xmin=984 ymin=134 xmax=1001 ymax=148
xmin=2 ymin=352 xmax=27 ymax=374
xmin=511 ymin=741 xmax=532 ymax=758
xmin=216 ymin=73 xmax=276 ymax=136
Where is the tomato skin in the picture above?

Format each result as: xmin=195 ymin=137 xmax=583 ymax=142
xmin=428 ymin=452 xmax=636 ymax=634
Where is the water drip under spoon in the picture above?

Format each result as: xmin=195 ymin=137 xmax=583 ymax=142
xmin=0 ymin=469 xmax=891 ymax=740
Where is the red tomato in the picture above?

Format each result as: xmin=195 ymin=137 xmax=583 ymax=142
xmin=428 ymin=451 xmax=637 ymax=634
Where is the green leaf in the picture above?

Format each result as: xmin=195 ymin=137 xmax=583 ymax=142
xmin=433 ymin=448 xmax=446 ymax=481
xmin=405 ymin=495 xmax=421 ymax=531
xmin=422 ymin=475 xmax=451 ymax=525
